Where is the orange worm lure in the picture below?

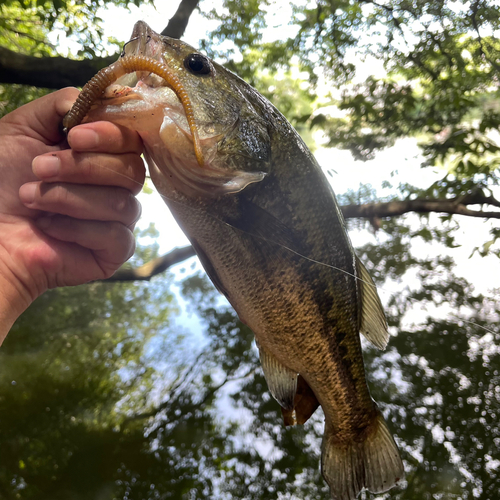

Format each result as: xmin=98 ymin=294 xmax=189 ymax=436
xmin=63 ymin=54 xmax=204 ymax=167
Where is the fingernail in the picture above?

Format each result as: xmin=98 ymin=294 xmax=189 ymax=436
xmin=68 ymin=127 xmax=99 ymax=150
xmin=19 ymin=183 xmax=37 ymax=205
xmin=33 ymin=155 xmax=60 ymax=178
xmin=35 ymin=217 xmax=52 ymax=229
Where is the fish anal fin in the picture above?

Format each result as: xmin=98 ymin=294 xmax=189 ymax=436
xmin=258 ymin=343 xmax=297 ymax=410
xmin=356 ymin=256 xmax=389 ymax=350
xmin=281 ymin=375 xmax=320 ymax=427
xmin=294 ymin=375 xmax=320 ymax=425
xmin=321 ymin=411 xmax=404 ymax=500
xmin=281 ymin=407 xmax=296 ymax=427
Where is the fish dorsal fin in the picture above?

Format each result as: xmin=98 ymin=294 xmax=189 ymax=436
xmin=356 ymin=256 xmax=389 ymax=350
xmin=257 ymin=342 xmax=298 ymax=411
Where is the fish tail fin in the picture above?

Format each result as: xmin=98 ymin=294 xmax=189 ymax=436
xmin=321 ymin=411 xmax=404 ymax=500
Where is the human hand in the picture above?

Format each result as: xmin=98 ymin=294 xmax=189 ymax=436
xmin=0 ymin=88 xmax=145 ymax=341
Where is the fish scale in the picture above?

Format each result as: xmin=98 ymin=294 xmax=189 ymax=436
xmin=170 ymin=184 xmax=376 ymax=443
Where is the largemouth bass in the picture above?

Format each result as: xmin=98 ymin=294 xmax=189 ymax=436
xmin=73 ymin=21 xmax=404 ymax=500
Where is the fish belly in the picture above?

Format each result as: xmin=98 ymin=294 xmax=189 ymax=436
xmin=167 ymin=193 xmax=374 ymax=426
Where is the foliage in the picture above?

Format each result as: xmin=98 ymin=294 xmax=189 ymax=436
xmin=0 ymin=237 xmax=176 ymax=499
xmin=0 ymin=84 xmax=48 ymax=118
xmin=203 ymin=0 xmax=500 ymax=251
xmin=0 ymin=0 xmax=152 ymax=114
xmin=1 ymin=253 xmax=498 ymax=499
xmin=0 ymin=0 xmax=149 ymax=55
xmin=0 ymin=0 xmax=499 ymax=499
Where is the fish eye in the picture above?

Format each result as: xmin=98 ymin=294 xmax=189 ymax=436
xmin=184 ymin=53 xmax=212 ymax=75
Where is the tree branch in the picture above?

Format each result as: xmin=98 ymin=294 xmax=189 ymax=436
xmin=125 ymin=349 xmax=208 ymax=424
xmin=470 ymin=0 xmax=500 ymax=74
xmin=102 ymin=193 xmax=500 ymax=283
xmin=105 ymin=245 xmax=196 ymax=282
xmin=0 ymin=0 xmax=199 ymax=88
xmin=0 ymin=46 xmax=116 ymax=88
xmin=341 ymin=193 xmax=500 ymax=220
xmin=161 ymin=0 xmax=200 ymax=39
xmin=127 ymin=364 xmax=256 ymax=425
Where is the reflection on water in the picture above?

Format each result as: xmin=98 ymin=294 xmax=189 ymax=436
xmin=0 ymin=265 xmax=498 ymax=500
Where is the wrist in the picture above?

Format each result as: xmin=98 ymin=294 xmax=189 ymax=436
xmin=0 ymin=266 xmax=34 ymax=345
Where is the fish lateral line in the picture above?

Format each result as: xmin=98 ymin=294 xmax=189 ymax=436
xmin=85 ymin=160 xmax=497 ymax=337
xmin=158 ymin=190 xmax=499 ymax=336
xmin=63 ymin=54 xmax=205 ymax=167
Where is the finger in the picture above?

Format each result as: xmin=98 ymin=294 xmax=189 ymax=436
xmin=32 ymin=151 xmax=146 ymax=195
xmin=11 ymin=88 xmax=79 ymax=144
xmin=35 ymin=215 xmax=136 ymax=269
xmin=67 ymin=121 xmax=143 ymax=154
xmin=19 ymin=182 xmax=142 ymax=226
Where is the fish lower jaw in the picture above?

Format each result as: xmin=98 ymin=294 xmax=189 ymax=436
xmin=147 ymin=142 xmax=266 ymax=199
xmin=152 ymin=121 xmax=266 ymax=198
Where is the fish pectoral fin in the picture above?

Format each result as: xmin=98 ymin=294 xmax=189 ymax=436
xmin=189 ymin=237 xmax=231 ymax=300
xmin=356 ymin=256 xmax=389 ymax=350
xmin=321 ymin=411 xmax=404 ymax=500
xmin=282 ymin=375 xmax=320 ymax=427
xmin=257 ymin=342 xmax=298 ymax=411
xmin=222 ymin=196 xmax=297 ymax=250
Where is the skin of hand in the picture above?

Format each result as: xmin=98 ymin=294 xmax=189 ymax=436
xmin=0 ymin=88 xmax=146 ymax=343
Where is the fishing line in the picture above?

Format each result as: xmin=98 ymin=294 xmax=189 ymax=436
xmin=196 ymin=211 xmax=499 ymax=337
xmin=81 ymin=157 xmax=498 ymax=337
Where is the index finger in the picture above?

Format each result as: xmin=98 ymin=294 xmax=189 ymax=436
xmin=67 ymin=121 xmax=144 ymax=155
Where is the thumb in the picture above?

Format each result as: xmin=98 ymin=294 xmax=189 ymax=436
xmin=11 ymin=87 xmax=80 ymax=145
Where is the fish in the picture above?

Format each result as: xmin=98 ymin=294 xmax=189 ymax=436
xmin=75 ymin=20 xmax=404 ymax=500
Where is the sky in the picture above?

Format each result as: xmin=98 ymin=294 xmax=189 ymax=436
xmin=91 ymin=1 xmax=499 ymax=326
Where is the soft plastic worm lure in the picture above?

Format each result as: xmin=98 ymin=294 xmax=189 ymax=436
xmin=63 ymin=54 xmax=204 ymax=166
